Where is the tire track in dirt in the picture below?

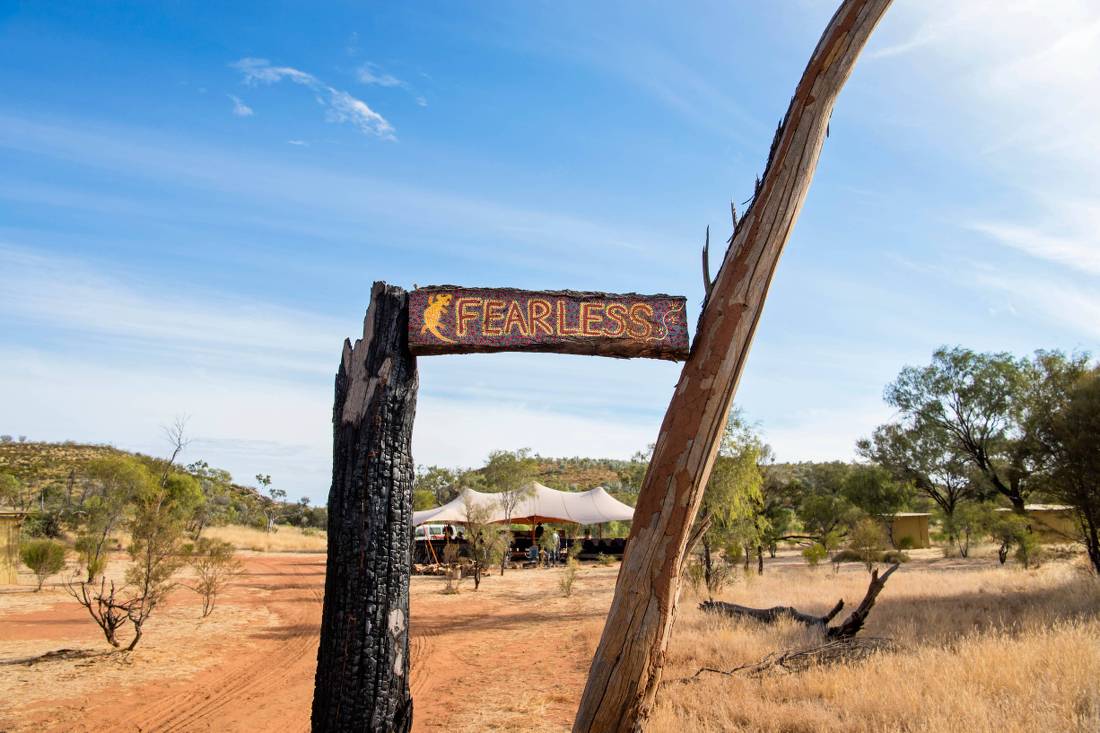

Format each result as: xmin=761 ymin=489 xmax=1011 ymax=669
xmin=114 ymin=554 xmax=324 ymax=732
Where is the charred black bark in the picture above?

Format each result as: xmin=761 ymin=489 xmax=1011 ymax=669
xmin=312 ymin=282 xmax=418 ymax=733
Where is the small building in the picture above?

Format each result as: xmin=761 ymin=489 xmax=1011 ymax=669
xmin=889 ymin=512 xmax=931 ymax=549
xmin=996 ymin=504 xmax=1079 ymax=543
xmin=1 ymin=509 xmax=25 ymax=585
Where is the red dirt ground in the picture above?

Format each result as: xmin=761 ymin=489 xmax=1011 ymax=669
xmin=0 ymin=553 xmax=616 ymax=733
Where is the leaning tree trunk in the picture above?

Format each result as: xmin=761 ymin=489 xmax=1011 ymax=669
xmin=572 ymin=3 xmax=893 ymax=731
xmin=312 ymin=282 xmax=418 ymax=733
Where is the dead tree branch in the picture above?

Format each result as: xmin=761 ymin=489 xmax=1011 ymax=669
xmin=686 ymin=637 xmax=898 ymax=680
xmin=700 ymin=563 xmax=900 ymax=641
xmin=699 ymin=598 xmax=844 ymax=629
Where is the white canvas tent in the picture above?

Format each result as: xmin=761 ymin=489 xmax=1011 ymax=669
xmin=412 ymin=482 xmax=635 ymax=527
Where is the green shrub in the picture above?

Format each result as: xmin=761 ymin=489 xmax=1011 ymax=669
xmin=848 ymin=518 xmax=888 ymax=572
xmin=559 ymin=558 xmax=579 ymax=597
xmin=596 ymin=553 xmax=615 ymax=567
xmin=75 ymin=535 xmax=108 ymax=581
xmin=895 ymin=536 xmax=916 ymax=551
xmin=20 ymin=539 xmax=66 ymax=591
xmin=831 ymin=548 xmax=866 ymax=564
xmin=802 ymin=543 xmax=828 ymax=566
xmin=881 ymin=550 xmax=910 ymax=564
xmin=1014 ymin=531 xmax=1042 ymax=569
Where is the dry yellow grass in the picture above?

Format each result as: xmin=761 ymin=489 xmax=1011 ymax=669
xmin=204 ymin=524 xmax=327 ymax=552
xmin=652 ymin=552 xmax=1100 ymax=733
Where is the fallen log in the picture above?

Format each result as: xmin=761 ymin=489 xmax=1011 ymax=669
xmin=700 ymin=564 xmax=900 ymax=641
xmin=699 ymin=598 xmax=844 ymax=629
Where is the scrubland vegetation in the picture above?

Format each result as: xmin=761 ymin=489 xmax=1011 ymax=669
xmin=654 ymin=556 xmax=1100 ymax=733
xmin=0 ymin=425 xmax=327 ymax=651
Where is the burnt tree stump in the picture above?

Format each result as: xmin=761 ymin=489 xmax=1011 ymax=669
xmin=312 ymin=282 xmax=418 ymax=733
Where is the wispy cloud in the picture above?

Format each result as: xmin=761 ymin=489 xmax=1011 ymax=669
xmin=227 ymin=94 xmax=253 ymax=117
xmin=0 ymin=243 xmax=344 ymax=377
xmin=232 ymin=57 xmax=394 ymax=139
xmin=357 ymin=62 xmax=402 ymax=88
xmin=970 ymin=220 xmax=1100 ymax=276
xmin=975 ymin=269 xmax=1100 ymax=341
xmin=357 ymin=62 xmax=427 ymax=107
xmin=0 ymin=115 xmax=683 ymax=274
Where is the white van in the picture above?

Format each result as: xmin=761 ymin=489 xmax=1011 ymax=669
xmin=414 ymin=524 xmax=446 ymax=542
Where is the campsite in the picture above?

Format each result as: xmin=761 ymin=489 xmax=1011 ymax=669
xmin=3 ymin=0 xmax=1100 ymax=731
xmin=3 ymin=531 xmax=1098 ymax=732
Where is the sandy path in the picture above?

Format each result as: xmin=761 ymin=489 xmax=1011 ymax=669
xmin=1 ymin=554 xmax=616 ymax=733
xmin=102 ymin=554 xmax=326 ymax=732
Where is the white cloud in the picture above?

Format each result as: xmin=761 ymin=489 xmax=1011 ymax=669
xmin=232 ymin=57 xmax=394 ymax=139
xmin=357 ymin=62 xmax=428 ymax=107
xmin=970 ymin=220 xmax=1100 ymax=276
xmin=975 ymin=270 xmax=1100 ymax=341
xmin=227 ymin=94 xmax=253 ymax=117
xmin=871 ymin=1 xmax=1100 ymax=333
xmin=0 ymin=243 xmax=344 ymax=377
xmin=0 ymin=243 xmax=685 ymax=499
xmin=286 ymin=139 xmax=308 ymax=146
xmin=0 ymin=115 xmax=682 ymax=274
xmin=357 ymin=63 xmax=402 ymax=88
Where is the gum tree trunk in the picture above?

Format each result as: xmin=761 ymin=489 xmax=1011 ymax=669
xmin=312 ymin=282 xmax=418 ymax=733
xmin=573 ymin=2 xmax=893 ymax=731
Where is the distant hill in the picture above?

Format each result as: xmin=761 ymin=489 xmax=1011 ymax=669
xmin=0 ymin=440 xmax=264 ymax=506
xmin=533 ymin=456 xmax=642 ymax=493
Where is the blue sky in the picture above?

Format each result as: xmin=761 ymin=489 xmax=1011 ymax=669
xmin=2 ymin=1 xmax=1097 ymax=502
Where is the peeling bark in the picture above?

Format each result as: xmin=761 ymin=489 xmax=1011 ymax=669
xmin=572 ymin=3 xmax=894 ymax=731
xmin=312 ymin=282 xmax=418 ymax=733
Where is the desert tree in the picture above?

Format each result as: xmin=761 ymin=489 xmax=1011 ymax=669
xmin=123 ymin=469 xmax=203 ymax=649
xmin=841 ymin=463 xmax=912 ymax=547
xmin=414 ymin=465 xmax=463 ymax=506
xmin=1026 ymin=364 xmax=1100 ymax=573
xmin=846 ymin=518 xmax=887 ymax=573
xmin=882 ymin=348 xmax=1084 ymax=512
xmin=792 ymin=463 xmax=863 ymax=548
xmin=462 ymin=495 xmax=508 ymax=590
xmin=695 ymin=409 xmax=766 ymax=589
xmin=482 ymin=448 xmax=537 ymax=575
xmin=0 ymin=471 xmax=34 ymax=513
xmin=186 ymin=536 xmax=243 ymax=617
xmin=858 ymin=421 xmax=980 ymax=535
xmin=186 ymin=460 xmax=234 ymax=539
xmin=256 ymin=473 xmax=286 ymax=532
xmin=74 ymin=455 xmax=146 ymax=581
xmin=20 ymin=538 xmax=66 ymax=591
xmin=67 ymin=437 xmax=203 ymax=650
xmin=939 ymin=502 xmax=998 ymax=559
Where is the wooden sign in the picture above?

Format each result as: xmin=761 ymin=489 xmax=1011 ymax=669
xmin=408 ymin=286 xmax=689 ymax=360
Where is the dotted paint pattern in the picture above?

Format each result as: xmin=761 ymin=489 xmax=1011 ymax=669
xmin=408 ymin=286 xmax=689 ymax=359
